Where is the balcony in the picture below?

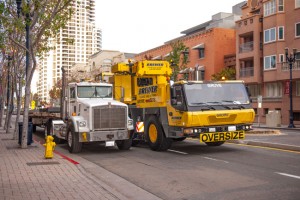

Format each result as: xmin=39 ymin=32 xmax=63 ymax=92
xmin=239 ymin=41 xmax=253 ymax=53
xmin=280 ymin=61 xmax=300 ymax=71
xmin=239 ymin=67 xmax=254 ymax=77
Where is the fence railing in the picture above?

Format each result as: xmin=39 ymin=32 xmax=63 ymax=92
xmin=239 ymin=67 xmax=254 ymax=77
xmin=280 ymin=60 xmax=300 ymax=71
xmin=239 ymin=41 xmax=254 ymax=53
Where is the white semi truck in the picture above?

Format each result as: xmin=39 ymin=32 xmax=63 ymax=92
xmin=30 ymin=68 xmax=133 ymax=153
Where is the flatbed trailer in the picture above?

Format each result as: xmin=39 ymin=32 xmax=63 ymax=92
xmin=29 ymin=107 xmax=61 ymax=132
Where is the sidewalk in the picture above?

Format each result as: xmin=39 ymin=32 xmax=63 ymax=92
xmin=0 ymin=125 xmax=161 ymax=200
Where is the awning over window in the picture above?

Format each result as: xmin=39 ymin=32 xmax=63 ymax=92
xmin=192 ymin=43 xmax=205 ymax=49
xmin=179 ymin=67 xmax=194 ymax=74
xmin=163 ymin=53 xmax=170 ymax=58
xmin=196 ymin=65 xmax=205 ymax=71
xmin=152 ymin=55 xmax=162 ymax=60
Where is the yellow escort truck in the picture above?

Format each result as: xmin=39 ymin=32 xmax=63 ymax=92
xmin=111 ymin=60 xmax=255 ymax=151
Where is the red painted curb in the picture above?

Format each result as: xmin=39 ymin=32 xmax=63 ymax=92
xmin=54 ymin=150 xmax=80 ymax=165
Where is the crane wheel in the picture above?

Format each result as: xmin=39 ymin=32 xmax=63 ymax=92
xmin=145 ymin=116 xmax=172 ymax=151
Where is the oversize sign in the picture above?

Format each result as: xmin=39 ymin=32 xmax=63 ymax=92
xmin=199 ymin=131 xmax=245 ymax=143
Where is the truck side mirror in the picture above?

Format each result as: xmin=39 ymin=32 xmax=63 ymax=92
xmin=170 ymin=86 xmax=176 ymax=99
xmin=245 ymin=86 xmax=252 ymax=103
xmin=245 ymin=86 xmax=251 ymax=97
xmin=170 ymin=87 xmax=177 ymax=105
xmin=121 ymin=87 xmax=124 ymax=99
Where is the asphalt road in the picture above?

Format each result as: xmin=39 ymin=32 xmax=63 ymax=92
xmin=76 ymin=140 xmax=300 ymax=199
xmin=34 ymin=129 xmax=300 ymax=200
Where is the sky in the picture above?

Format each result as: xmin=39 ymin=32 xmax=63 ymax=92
xmin=95 ymin=0 xmax=246 ymax=54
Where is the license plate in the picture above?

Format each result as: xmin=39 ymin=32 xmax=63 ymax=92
xmin=200 ymin=131 xmax=245 ymax=143
xmin=105 ymin=141 xmax=115 ymax=147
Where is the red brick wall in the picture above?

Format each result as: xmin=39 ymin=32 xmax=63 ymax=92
xmin=135 ymin=28 xmax=236 ymax=80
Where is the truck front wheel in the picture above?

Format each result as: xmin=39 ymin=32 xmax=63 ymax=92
xmin=67 ymin=124 xmax=82 ymax=153
xmin=116 ymin=139 xmax=132 ymax=150
xmin=205 ymin=141 xmax=225 ymax=146
xmin=145 ymin=116 xmax=172 ymax=151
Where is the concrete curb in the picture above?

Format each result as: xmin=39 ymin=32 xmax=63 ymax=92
xmin=248 ymin=129 xmax=281 ymax=134
xmin=52 ymin=143 xmax=162 ymax=200
xmin=252 ymin=125 xmax=300 ymax=132
xmin=228 ymin=140 xmax=300 ymax=152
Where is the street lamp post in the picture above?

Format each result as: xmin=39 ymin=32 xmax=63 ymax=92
xmin=285 ymin=48 xmax=297 ymax=128
xmin=16 ymin=0 xmax=30 ymax=79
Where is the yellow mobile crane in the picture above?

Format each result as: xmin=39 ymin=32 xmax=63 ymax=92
xmin=111 ymin=60 xmax=255 ymax=151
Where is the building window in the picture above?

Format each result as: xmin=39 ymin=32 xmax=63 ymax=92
xmin=296 ymin=23 xmax=300 ymax=37
xmin=264 ymin=0 xmax=276 ymax=16
xmin=296 ymin=81 xmax=300 ymax=96
xmin=264 ymin=28 xmax=276 ymax=43
xmin=264 ymin=108 xmax=269 ymax=115
xmin=278 ymin=26 xmax=284 ymax=40
xmin=198 ymin=49 xmax=205 ymax=59
xmin=264 ymin=55 xmax=277 ymax=70
xmin=278 ymin=0 xmax=284 ymax=11
xmin=279 ymin=54 xmax=284 ymax=63
xmin=266 ymin=82 xmax=282 ymax=97
xmin=296 ymin=0 xmax=300 ymax=8
xmin=296 ymin=52 xmax=300 ymax=60
xmin=248 ymin=84 xmax=261 ymax=97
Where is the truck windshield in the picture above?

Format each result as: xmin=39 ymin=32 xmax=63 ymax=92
xmin=77 ymin=86 xmax=112 ymax=98
xmin=184 ymin=83 xmax=250 ymax=106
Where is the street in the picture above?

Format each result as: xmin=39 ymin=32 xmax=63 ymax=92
xmin=34 ymin=129 xmax=300 ymax=200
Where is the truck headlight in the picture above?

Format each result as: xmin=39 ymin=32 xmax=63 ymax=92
xmin=183 ymin=128 xmax=193 ymax=134
xmin=79 ymin=121 xmax=87 ymax=127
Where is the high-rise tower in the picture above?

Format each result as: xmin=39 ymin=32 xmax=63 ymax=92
xmin=37 ymin=0 xmax=101 ymax=102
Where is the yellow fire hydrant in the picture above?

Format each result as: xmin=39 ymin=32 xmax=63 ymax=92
xmin=43 ymin=136 xmax=56 ymax=159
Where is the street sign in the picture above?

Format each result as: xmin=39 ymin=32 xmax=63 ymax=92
xmin=31 ymin=101 xmax=36 ymax=110
xmin=284 ymin=81 xmax=290 ymax=95
xmin=257 ymin=95 xmax=262 ymax=108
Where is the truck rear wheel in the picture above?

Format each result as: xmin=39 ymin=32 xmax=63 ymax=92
xmin=205 ymin=141 xmax=225 ymax=146
xmin=116 ymin=139 xmax=132 ymax=150
xmin=145 ymin=116 xmax=172 ymax=151
xmin=67 ymin=124 xmax=82 ymax=153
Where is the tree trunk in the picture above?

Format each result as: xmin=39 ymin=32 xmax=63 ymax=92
xmin=21 ymin=83 xmax=30 ymax=148
xmin=14 ymin=76 xmax=22 ymax=140
xmin=4 ymin=66 xmax=12 ymax=131
xmin=21 ymin=49 xmax=34 ymax=148
xmin=5 ymin=85 xmax=14 ymax=133
xmin=0 ymin=97 xmax=3 ymax=128
xmin=0 ymin=92 xmax=4 ymax=128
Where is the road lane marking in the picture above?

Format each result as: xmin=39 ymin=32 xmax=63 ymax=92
xmin=275 ymin=172 xmax=300 ymax=180
xmin=202 ymin=156 xmax=229 ymax=163
xmin=168 ymin=149 xmax=188 ymax=155
xmin=227 ymin=143 xmax=300 ymax=154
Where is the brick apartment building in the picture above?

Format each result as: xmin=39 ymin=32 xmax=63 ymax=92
xmin=135 ymin=0 xmax=300 ymax=126
xmin=135 ymin=3 xmax=244 ymax=81
xmin=236 ymin=0 xmax=300 ymax=126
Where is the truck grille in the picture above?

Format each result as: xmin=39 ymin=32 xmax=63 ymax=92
xmin=93 ymin=105 xmax=127 ymax=130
